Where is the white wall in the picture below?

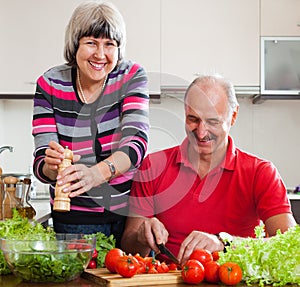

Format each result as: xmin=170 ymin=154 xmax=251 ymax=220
xmin=1 ymin=96 xmax=300 ymax=190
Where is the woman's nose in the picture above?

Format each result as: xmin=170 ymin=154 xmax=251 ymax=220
xmin=95 ymin=44 xmax=105 ymax=59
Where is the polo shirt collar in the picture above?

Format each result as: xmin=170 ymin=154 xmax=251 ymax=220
xmin=176 ymin=136 xmax=237 ymax=171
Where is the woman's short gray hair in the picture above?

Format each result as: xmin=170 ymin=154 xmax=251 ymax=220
xmin=64 ymin=1 xmax=126 ymax=66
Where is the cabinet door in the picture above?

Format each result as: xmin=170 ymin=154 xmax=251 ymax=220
xmin=161 ymin=0 xmax=260 ymax=87
xmin=0 ymin=0 xmax=160 ymax=94
xmin=0 ymin=0 xmax=83 ymax=94
xmin=261 ymin=0 xmax=300 ymax=36
xmin=111 ymin=0 xmax=161 ymax=93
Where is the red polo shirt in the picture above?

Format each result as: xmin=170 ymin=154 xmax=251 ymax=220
xmin=129 ymin=136 xmax=292 ymax=256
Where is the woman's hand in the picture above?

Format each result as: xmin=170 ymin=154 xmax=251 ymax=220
xmin=177 ymin=231 xmax=223 ymax=265
xmin=56 ymin=163 xmax=104 ymax=197
xmin=43 ymin=141 xmax=65 ymax=180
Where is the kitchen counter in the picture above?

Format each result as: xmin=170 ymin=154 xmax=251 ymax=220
xmin=0 ymin=274 xmax=298 ymax=287
xmin=30 ymin=199 xmax=51 ymax=226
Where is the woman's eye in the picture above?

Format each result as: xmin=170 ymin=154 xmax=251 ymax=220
xmin=106 ymin=41 xmax=117 ymax=47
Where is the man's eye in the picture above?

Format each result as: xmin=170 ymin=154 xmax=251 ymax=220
xmin=206 ymin=119 xmax=221 ymax=126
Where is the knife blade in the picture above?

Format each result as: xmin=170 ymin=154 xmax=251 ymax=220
xmin=157 ymin=243 xmax=179 ymax=264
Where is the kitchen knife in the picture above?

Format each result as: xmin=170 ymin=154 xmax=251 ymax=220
xmin=157 ymin=243 xmax=179 ymax=264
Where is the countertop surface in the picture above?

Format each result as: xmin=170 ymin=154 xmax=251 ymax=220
xmin=0 ymin=274 xmax=298 ymax=287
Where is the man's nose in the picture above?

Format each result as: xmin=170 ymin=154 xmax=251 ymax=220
xmin=197 ymin=121 xmax=208 ymax=136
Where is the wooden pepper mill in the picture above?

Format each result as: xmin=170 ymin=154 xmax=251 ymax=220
xmin=2 ymin=176 xmax=19 ymax=219
xmin=53 ymin=147 xmax=73 ymax=212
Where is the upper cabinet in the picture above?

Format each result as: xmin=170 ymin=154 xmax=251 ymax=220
xmin=260 ymin=0 xmax=300 ymax=36
xmin=0 ymin=0 xmax=82 ymax=94
xmin=160 ymin=0 xmax=260 ymax=87
xmin=0 ymin=0 xmax=160 ymax=95
xmin=110 ymin=0 xmax=161 ymax=93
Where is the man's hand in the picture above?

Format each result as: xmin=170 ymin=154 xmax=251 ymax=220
xmin=177 ymin=231 xmax=223 ymax=264
xmin=136 ymin=217 xmax=169 ymax=254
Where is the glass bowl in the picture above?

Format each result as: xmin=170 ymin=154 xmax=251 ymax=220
xmin=0 ymin=233 xmax=96 ymax=283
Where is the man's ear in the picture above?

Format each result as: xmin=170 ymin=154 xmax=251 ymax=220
xmin=230 ymin=106 xmax=239 ymax=126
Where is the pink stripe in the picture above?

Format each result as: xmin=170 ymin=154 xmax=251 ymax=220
xmin=38 ymin=76 xmax=77 ymax=101
xmin=50 ymin=200 xmax=127 ymax=212
xmin=105 ymin=64 xmax=139 ymax=95
xmin=32 ymin=126 xmax=57 ymax=134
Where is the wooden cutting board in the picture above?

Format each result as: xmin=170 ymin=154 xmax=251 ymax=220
xmin=82 ymin=268 xmax=183 ymax=286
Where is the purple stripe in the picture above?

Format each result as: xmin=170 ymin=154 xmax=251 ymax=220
xmin=49 ymin=77 xmax=72 ymax=86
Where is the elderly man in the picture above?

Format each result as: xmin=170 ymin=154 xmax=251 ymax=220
xmin=121 ymin=74 xmax=296 ymax=264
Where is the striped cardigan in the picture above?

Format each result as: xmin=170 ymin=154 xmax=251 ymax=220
xmin=32 ymin=61 xmax=149 ymax=224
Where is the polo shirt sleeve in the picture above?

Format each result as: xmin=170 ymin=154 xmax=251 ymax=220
xmin=254 ymin=160 xmax=292 ymax=222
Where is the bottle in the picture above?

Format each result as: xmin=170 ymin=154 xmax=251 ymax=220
xmin=53 ymin=147 xmax=73 ymax=212
xmin=2 ymin=176 xmax=19 ymax=219
xmin=16 ymin=178 xmax=36 ymax=219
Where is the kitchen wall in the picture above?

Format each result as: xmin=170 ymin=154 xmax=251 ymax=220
xmin=1 ymin=0 xmax=300 ymax=191
xmin=1 ymin=95 xmax=300 ymax=190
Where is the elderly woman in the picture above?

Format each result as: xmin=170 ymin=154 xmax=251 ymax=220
xmin=32 ymin=1 xmax=149 ymax=246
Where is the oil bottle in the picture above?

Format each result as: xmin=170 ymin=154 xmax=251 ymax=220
xmin=16 ymin=178 xmax=36 ymax=219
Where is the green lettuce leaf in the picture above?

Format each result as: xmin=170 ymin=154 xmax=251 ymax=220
xmin=219 ymin=225 xmax=300 ymax=286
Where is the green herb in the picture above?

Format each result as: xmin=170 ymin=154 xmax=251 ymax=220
xmin=86 ymin=232 xmax=115 ymax=267
xmin=219 ymin=225 xmax=300 ymax=286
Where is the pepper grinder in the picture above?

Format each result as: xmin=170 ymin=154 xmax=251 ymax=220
xmin=2 ymin=176 xmax=19 ymax=219
xmin=53 ymin=147 xmax=73 ymax=212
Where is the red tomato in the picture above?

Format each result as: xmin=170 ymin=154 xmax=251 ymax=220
xmin=143 ymin=256 xmax=159 ymax=271
xmin=219 ymin=262 xmax=243 ymax=285
xmin=92 ymin=248 xmax=98 ymax=259
xmin=147 ymin=266 xmax=159 ymax=274
xmin=115 ymin=255 xmax=139 ymax=278
xmin=87 ymin=259 xmax=97 ymax=269
xmin=212 ymin=251 xmax=220 ymax=261
xmin=168 ymin=262 xmax=178 ymax=271
xmin=204 ymin=260 xmax=220 ymax=283
xmin=156 ymin=262 xmax=170 ymax=273
xmin=189 ymin=249 xmax=213 ymax=266
xmin=181 ymin=259 xmax=205 ymax=284
xmin=133 ymin=253 xmax=146 ymax=274
xmin=104 ymin=248 xmax=124 ymax=273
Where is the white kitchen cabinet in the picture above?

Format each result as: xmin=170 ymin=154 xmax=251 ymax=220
xmin=110 ymin=0 xmax=161 ymax=93
xmin=160 ymin=0 xmax=260 ymax=87
xmin=260 ymin=0 xmax=300 ymax=36
xmin=0 ymin=0 xmax=160 ymax=94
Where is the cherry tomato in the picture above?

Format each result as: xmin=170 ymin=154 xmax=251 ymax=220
xmin=147 ymin=266 xmax=159 ymax=274
xmin=143 ymin=256 xmax=159 ymax=271
xmin=204 ymin=260 xmax=220 ymax=283
xmin=104 ymin=248 xmax=124 ymax=273
xmin=219 ymin=262 xmax=243 ymax=285
xmin=168 ymin=262 xmax=178 ymax=271
xmin=92 ymin=248 xmax=98 ymax=259
xmin=181 ymin=259 xmax=205 ymax=284
xmin=189 ymin=249 xmax=213 ymax=266
xmin=87 ymin=259 xmax=97 ymax=269
xmin=212 ymin=251 xmax=220 ymax=261
xmin=156 ymin=262 xmax=170 ymax=273
xmin=115 ymin=254 xmax=139 ymax=278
